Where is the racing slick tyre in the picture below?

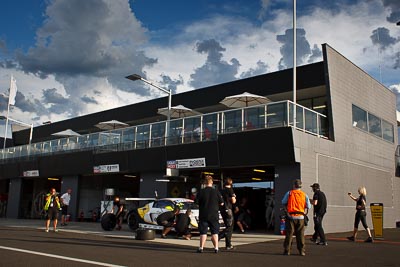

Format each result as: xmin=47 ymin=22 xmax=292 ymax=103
xmin=136 ymin=229 xmax=155 ymax=240
xmin=101 ymin=213 xmax=117 ymax=231
xmin=127 ymin=210 xmax=140 ymax=231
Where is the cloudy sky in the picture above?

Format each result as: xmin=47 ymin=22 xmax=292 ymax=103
xmin=0 ymin=0 xmax=399 ymax=135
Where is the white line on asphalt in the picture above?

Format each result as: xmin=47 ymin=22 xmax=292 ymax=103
xmin=0 ymin=246 xmax=126 ymax=267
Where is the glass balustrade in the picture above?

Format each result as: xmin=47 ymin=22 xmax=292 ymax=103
xmin=0 ymin=100 xmax=328 ymax=161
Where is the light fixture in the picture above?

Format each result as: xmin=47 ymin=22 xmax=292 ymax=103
xmin=156 ymin=179 xmax=170 ymax=182
xmin=202 ymin=172 xmax=214 ymax=175
xmin=313 ymin=105 xmax=326 ymax=109
xmin=124 ymin=174 xmax=137 ymax=178
xmin=47 ymin=178 xmax=59 ymax=181
xmin=251 ymin=178 xmax=262 ymax=181
xmin=253 ymin=169 xmax=266 ymax=173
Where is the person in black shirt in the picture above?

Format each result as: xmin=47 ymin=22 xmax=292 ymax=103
xmin=197 ymin=175 xmax=224 ymax=253
xmin=347 ymin=187 xmax=373 ymax=243
xmin=157 ymin=206 xmax=180 ymax=238
xmin=112 ymin=197 xmax=126 ymax=230
xmin=310 ymin=183 xmax=327 ymax=245
xmin=219 ymin=177 xmax=237 ymax=250
xmin=175 ymin=209 xmax=192 ymax=240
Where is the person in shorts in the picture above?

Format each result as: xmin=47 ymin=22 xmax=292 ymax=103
xmin=60 ymin=188 xmax=72 ymax=226
xmin=197 ymin=175 xmax=224 ymax=253
xmin=44 ymin=188 xmax=61 ymax=232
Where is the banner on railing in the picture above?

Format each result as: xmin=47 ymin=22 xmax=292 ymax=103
xmin=93 ymin=164 xmax=120 ymax=174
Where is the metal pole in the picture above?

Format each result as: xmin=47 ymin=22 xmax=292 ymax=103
xmin=29 ymin=124 xmax=33 ymax=145
xmin=293 ymin=0 xmax=297 ymax=128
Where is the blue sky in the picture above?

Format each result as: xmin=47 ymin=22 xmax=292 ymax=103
xmin=0 ymin=0 xmax=399 ymax=132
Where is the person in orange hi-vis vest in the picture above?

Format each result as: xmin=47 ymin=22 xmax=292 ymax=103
xmin=281 ymin=179 xmax=311 ymax=256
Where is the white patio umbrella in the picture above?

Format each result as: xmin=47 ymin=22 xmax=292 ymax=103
xmin=95 ymin=120 xmax=129 ymax=130
xmin=51 ymin=129 xmax=81 ymax=137
xmin=220 ymin=92 xmax=271 ymax=108
xmin=157 ymin=104 xmax=201 ymax=118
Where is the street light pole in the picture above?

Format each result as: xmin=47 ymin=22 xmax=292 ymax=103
xmin=293 ymin=0 xmax=297 ymax=128
xmin=126 ymin=74 xmax=172 ymax=138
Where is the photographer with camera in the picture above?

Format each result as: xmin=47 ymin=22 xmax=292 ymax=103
xmin=347 ymin=187 xmax=373 ymax=243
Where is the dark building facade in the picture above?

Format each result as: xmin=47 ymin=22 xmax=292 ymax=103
xmin=0 ymin=44 xmax=398 ymax=234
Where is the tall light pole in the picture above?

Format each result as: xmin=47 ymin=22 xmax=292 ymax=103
xmin=126 ymin=74 xmax=172 ymax=137
xmin=293 ymin=0 xmax=297 ymax=128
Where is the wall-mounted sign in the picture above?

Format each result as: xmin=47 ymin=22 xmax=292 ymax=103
xmin=166 ymin=157 xmax=206 ymax=169
xmin=93 ymin=164 xmax=120 ymax=174
xmin=23 ymin=170 xmax=39 ymax=177
xmin=167 ymin=160 xmax=177 ymax=169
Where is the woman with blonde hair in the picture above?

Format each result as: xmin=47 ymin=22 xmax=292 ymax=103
xmin=347 ymin=187 xmax=373 ymax=242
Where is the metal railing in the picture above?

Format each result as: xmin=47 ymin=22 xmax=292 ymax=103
xmin=0 ymin=100 xmax=328 ymax=162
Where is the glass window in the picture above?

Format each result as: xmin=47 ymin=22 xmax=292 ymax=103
xmin=122 ymin=127 xmax=135 ymax=150
xmin=319 ymin=116 xmax=329 ymax=137
xmin=151 ymin=122 xmax=165 ymax=147
xmin=305 ymin=109 xmax=318 ymax=134
xmin=223 ymin=109 xmax=242 ymax=133
xmin=382 ymin=119 xmax=394 ymax=143
xmin=183 ymin=116 xmax=201 ymax=142
xmin=136 ymin=124 xmax=150 ymax=148
xmin=167 ymin=119 xmax=183 ymax=145
xmin=352 ymin=105 xmax=367 ymax=131
xmin=87 ymin=133 xmax=99 ymax=147
xmin=289 ymin=103 xmax=304 ymax=129
xmin=244 ymin=106 xmax=265 ymax=130
xmin=267 ymin=102 xmax=287 ymax=128
xmin=203 ymin=113 xmax=218 ymax=140
xmin=368 ymin=113 xmax=382 ymax=138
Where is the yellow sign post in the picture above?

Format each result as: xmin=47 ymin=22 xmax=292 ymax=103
xmin=370 ymin=203 xmax=383 ymax=240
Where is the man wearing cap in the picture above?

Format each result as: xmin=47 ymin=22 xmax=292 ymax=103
xmin=282 ymin=179 xmax=311 ymax=256
xmin=310 ymin=183 xmax=327 ymax=245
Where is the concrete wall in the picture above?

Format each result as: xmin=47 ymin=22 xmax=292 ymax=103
xmin=294 ymin=44 xmax=399 ymax=234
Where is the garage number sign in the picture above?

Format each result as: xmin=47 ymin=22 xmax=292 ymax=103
xmin=167 ymin=157 xmax=206 ymax=169
xmin=93 ymin=164 xmax=120 ymax=173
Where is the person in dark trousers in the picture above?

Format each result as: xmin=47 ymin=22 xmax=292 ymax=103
xmin=310 ymin=183 xmax=327 ymax=245
xmin=175 ymin=209 xmax=192 ymax=240
xmin=347 ymin=187 xmax=373 ymax=243
xmin=112 ymin=197 xmax=126 ymax=230
xmin=235 ymin=197 xmax=251 ymax=233
xmin=282 ymin=179 xmax=311 ymax=256
xmin=197 ymin=175 xmax=224 ymax=253
xmin=44 ymin=188 xmax=61 ymax=232
xmin=60 ymin=188 xmax=72 ymax=226
xmin=157 ymin=206 xmax=180 ymax=238
xmin=219 ymin=177 xmax=237 ymax=250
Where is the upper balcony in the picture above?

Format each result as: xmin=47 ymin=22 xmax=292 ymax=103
xmin=0 ymin=100 xmax=328 ymax=163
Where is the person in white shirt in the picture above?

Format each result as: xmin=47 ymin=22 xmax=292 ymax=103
xmin=60 ymin=188 xmax=72 ymax=226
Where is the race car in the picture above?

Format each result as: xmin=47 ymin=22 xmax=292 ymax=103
xmin=126 ymin=198 xmax=200 ymax=231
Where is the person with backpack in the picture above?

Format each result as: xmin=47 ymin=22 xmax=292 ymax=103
xmin=282 ymin=179 xmax=311 ymax=256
